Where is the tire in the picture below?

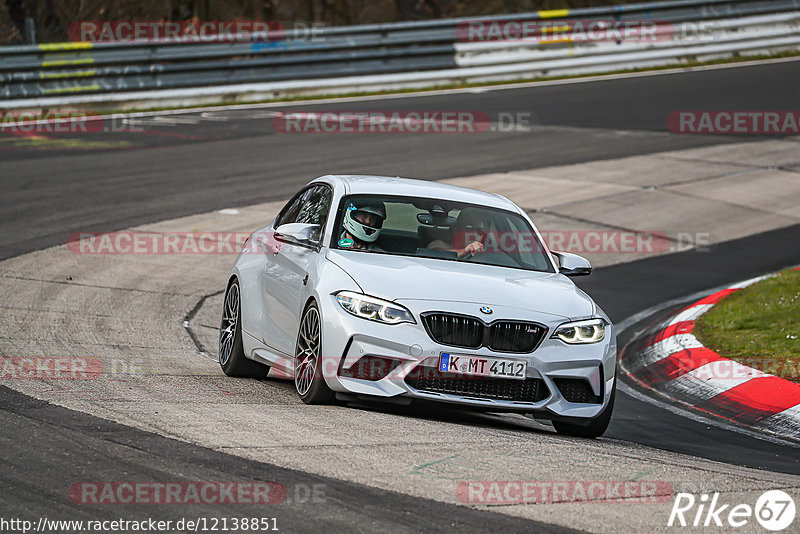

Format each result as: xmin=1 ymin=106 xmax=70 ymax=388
xmin=219 ymin=278 xmax=269 ymax=378
xmin=552 ymin=379 xmax=616 ymax=439
xmin=294 ymin=301 xmax=334 ymax=404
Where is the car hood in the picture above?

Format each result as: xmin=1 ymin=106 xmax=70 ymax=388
xmin=325 ymin=250 xmax=594 ymax=320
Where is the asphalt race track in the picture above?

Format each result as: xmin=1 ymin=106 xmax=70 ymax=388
xmin=3 ymin=60 xmax=800 ymax=260
xmin=586 ymin=224 xmax=800 ymax=474
xmin=1 ymin=59 xmax=799 ymax=531
xmin=0 ymin=386 xmax=573 ymax=534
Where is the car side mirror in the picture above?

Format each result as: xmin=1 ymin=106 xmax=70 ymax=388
xmin=552 ymin=251 xmax=592 ymax=276
xmin=274 ymin=223 xmax=321 ymax=246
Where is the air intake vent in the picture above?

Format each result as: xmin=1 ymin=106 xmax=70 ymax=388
xmin=421 ymin=313 xmax=483 ymax=349
xmin=405 ymin=366 xmax=549 ymax=402
xmin=489 ymin=321 xmax=547 ymax=353
xmin=422 ymin=313 xmax=546 ymax=353
xmin=553 ymin=378 xmax=602 ymax=404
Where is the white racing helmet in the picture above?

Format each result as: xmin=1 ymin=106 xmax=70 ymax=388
xmin=343 ymin=200 xmax=386 ymax=243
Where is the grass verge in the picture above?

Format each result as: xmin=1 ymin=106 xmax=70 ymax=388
xmin=694 ymin=268 xmax=800 ymax=383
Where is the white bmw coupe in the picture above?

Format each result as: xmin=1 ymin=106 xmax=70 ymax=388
xmin=220 ymin=175 xmax=616 ymax=437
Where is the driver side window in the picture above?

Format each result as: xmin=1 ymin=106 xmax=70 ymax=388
xmin=275 ymin=185 xmax=332 ymax=243
xmin=276 ymin=194 xmax=304 ymax=227
xmin=296 ymin=185 xmax=332 ymax=227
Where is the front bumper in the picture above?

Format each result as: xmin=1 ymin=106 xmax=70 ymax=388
xmin=319 ymin=295 xmax=617 ymax=419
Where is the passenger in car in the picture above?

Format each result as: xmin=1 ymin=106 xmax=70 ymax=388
xmin=427 ymin=208 xmax=486 ymax=258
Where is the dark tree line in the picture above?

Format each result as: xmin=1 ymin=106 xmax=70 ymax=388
xmin=1 ymin=0 xmax=655 ymax=44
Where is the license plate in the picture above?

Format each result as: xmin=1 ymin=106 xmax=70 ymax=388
xmin=438 ymin=353 xmax=526 ymax=380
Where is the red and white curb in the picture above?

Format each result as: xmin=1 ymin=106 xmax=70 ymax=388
xmin=621 ymin=269 xmax=800 ymax=440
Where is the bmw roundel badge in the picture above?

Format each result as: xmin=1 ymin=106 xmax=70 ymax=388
xmin=479 ymin=306 xmax=493 ymax=315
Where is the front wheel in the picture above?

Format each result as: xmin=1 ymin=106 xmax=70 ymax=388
xmin=294 ymin=302 xmax=334 ymax=404
xmin=552 ymin=379 xmax=615 ymax=438
xmin=219 ymin=278 xmax=269 ymax=378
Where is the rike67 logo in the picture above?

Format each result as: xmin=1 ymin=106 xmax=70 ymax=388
xmin=668 ymin=490 xmax=795 ymax=531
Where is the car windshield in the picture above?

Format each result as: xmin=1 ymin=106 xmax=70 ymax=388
xmin=331 ymin=195 xmax=555 ymax=273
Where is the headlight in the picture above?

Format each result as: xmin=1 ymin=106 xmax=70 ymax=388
xmin=335 ymin=291 xmax=415 ymax=325
xmin=553 ymin=318 xmax=606 ymax=344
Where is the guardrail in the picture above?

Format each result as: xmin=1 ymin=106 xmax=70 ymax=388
xmin=1 ymin=0 xmax=799 ymax=109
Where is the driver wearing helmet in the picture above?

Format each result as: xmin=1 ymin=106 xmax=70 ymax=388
xmin=339 ymin=199 xmax=387 ymax=251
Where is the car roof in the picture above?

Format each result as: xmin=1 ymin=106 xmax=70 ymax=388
xmin=313 ymin=175 xmax=521 ymax=212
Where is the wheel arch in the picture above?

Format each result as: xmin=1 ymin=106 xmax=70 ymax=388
xmin=302 ymin=295 xmax=318 ymax=315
